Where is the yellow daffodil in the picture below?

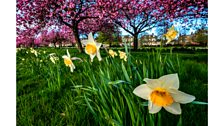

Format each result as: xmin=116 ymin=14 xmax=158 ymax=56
xmin=62 ymin=49 xmax=82 ymax=73
xmin=133 ymin=73 xmax=195 ymax=115
xmin=82 ymin=32 xmax=102 ymax=62
xmin=109 ymin=49 xmax=117 ymax=58
xmin=164 ymin=25 xmax=178 ymax=44
xmin=118 ymin=51 xmax=127 ymax=62
xmin=49 ymin=53 xmax=59 ymax=64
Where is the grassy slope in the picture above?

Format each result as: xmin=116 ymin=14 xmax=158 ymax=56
xmin=17 ymin=48 xmax=207 ymax=126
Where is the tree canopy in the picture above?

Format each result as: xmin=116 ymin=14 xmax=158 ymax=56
xmin=17 ymin=0 xmax=208 ymax=50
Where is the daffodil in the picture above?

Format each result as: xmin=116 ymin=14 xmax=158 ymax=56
xmin=62 ymin=49 xmax=82 ymax=73
xmin=82 ymin=32 xmax=102 ymax=62
xmin=109 ymin=49 xmax=117 ymax=58
xmin=16 ymin=48 xmax=21 ymax=53
xmin=164 ymin=25 xmax=178 ymax=44
xmin=30 ymin=48 xmax=38 ymax=57
xmin=49 ymin=53 xmax=59 ymax=64
xmin=118 ymin=51 xmax=127 ymax=61
xmin=133 ymin=73 xmax=195 ymax=115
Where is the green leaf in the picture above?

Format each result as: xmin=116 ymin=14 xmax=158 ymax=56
xmin=121 ymin=63 xmax=131 ymax=82
xmin=84 ymin=94 xmax=97 ymax=117
xmin=191 ymin=101 xmax=208 ymax=105
xmin=108 ymin=80 xmax=130 ymax=85
xmin=141 ymin=101 xmax=148 ymax=106
xmin=177 ymin=116 xmax=182 ymax=126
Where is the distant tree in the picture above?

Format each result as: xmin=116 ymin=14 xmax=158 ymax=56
xmin=96 ymin=25 xmax=121 ymax=47
xmin=193 ymin=29 xmax=208 ymax=46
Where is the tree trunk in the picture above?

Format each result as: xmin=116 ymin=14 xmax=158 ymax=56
xmin=73 ymin=27 xmax=84 ymax=53
xmin=133 ymin=34 xmax=138 ymax=51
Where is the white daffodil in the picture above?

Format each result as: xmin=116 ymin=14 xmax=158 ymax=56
xmin=62 ymin=49 xmax=82 ymax=73
xmin=16 ymin=48 xmax=21 ymax=53
xmin=133 ymin=73 xmax=195 ymax=115
xmin=49 ymin=53 xmax=59 ymax=64
xmin=118 ymin=51 xmax=127 ymax=62
xmin=82 ymin=32 xmax=102 ymax=62
xmin=108 ymin=49 xmax=117 ymax=58
xmin=30 ymin=48 xmax=38 ymax=57
xmin=164 ymin=25 xmax=178 ymax=44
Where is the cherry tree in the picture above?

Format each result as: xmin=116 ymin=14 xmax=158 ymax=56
xmin=17 ymin=0 xmax=102 ymax=52
xmin=44 ymin=26 xmax=75 ymax=48
xmin=97 ymin=0 xmax=208 ymax=50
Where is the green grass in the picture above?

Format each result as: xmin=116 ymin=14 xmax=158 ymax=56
xmin=17 ymin=47 xmax=207 ymax=126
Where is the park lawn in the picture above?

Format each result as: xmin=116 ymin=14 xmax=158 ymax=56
xmin=16 ymin=47 xmax=207 ymax=126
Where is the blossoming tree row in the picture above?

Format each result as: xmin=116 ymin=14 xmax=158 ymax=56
xmin=17 ymin=0 xmax=207 ymax=51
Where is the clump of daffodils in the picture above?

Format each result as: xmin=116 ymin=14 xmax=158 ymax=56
xmin=49 ymin=53 xmax=59 ymax=64
xmin=164 ymin=25 xmax=178 ymax=44
xmin=82 ymin=32 xmax=102 ymax=62
xmin=62 ymin=49 xmax=82 ymax=73
xmin=108 ymin=49 xmax=117 ymax=58
xmin=118 ymin=51 xmax=127 ymax=62
xmin=133 ymin=73 xmax=195 ymax=115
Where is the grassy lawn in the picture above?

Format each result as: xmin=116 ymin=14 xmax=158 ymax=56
xmin=16 ymin=47 xmax=207 ymax=126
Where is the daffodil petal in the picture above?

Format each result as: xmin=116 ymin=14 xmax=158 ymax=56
xmin=144 ymin=79 xmax=161 ymax=89
xmin=49 ymin=53 xmax=56 ymax=56
xmin=143 ymin=78 xmax=152 ymax=83
xmin=133 ymin=84 xmax=152 ymax=100
xmin=166 ymin=39 xmax=172 ymax=44
xmin=72 ymin=63 xmax=75 ymax=69
xmin=70 ymin=65 xmax=74 ymax=73
xmin=88 ymin=32 xmax=95 ymax=43
xmin=169 ymin=89 xmax=195 ymax=104
xmin=71 ymin=57 xmax=83 ymax=62
xmin=96 ymin=51 xmax=102 ymax=61
xmin=81 ymin=40 xmax=88 ymax=46
xmin=62 ymin=55 xmax=68 ymax=59
xmin=149 ymin=103 xmax=162 ymax=114
xmin=148 ymin=100 xmax=153 ymax=110
xmin=66 ymin=49 xmax=70 ymax=58
xmin=159 ymin=73 xmax=179 ymax=89
xmin=164 ymin=102 xmax=181 ymax=115
xmin=90 ymin=54 xmax=96 ymax=62
xmin=96 ymin=42 xmax=102 ymax=49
